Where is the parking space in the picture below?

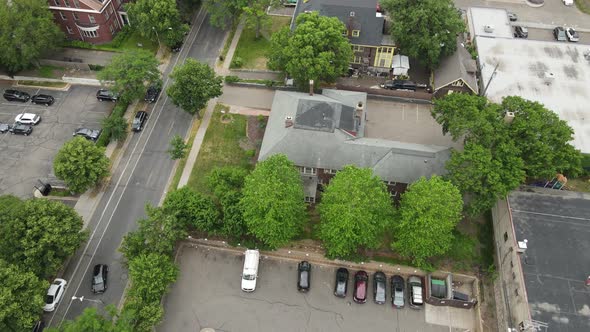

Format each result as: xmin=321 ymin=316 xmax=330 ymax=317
xmin=513 ymin=26 xmax=590 ymax=43
xmin=0 ymin=81 xmax=112 ymax=197
xmin=159 ymin=244 xmax=474 ymax=332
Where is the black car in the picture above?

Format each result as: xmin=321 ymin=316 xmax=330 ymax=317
xmin=132 ymin=111 xmax=148 ymax=132
xmin=3 ymin=89 xmax=30 ymax=102
xmin=381 ymin=80 xmax=417 ymax=91
xmin=553 ymin=27 xmax=567 ymax=41
xmin=96 ymin=89 xmax=118 ymax=102
xmin=171 ymin=41 xmax=183 ymax=53
xmin=297 ymin=261 xmax=311 ymax=292
xmin=391 ymin=275 xmax=405 ymax=308
xmin=31 ymin=94 xmax=55 ymax=106
xmin=334 ymin=268 xmax=349 ymax=298
xmin=10 ymin=123 xmax=33 ymax=135
xmin=514 ymin=26 xmax=528 ymax=39
xmin=91 ymin=264 xmax=108 ymax=293
xmin=373 ymin=271 xmax=386 ymax=304
xmin=144 ymin=85 xmax=161 ymax=103
xmin=73 ymin=128 xmax=102 ymax=141
xmin=0 ymin=123 xmax=10 ymax=133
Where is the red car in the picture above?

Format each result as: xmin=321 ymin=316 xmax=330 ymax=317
xmin=353 ymin=271 xmax=368 ymax=303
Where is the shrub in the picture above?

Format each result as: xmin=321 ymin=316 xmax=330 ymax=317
xmin=230 ymin=56 xmax=244 ymax=68
xmin=88 ymin=64 xmax=104 ymax=71
xmin=224 ymin=75 xmax=240 ymax=83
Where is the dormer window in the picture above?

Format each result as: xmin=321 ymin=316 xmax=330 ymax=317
xmin=342 ymin=29 xmax=348 ymax=36
xmin=352 ymin=30 xmax=360 ymax=37
xmin=350 ymin=11 xmax=355 ymax=17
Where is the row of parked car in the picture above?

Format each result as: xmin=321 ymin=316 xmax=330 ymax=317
xmin=297 ymin=261 xmax=424 ymax=308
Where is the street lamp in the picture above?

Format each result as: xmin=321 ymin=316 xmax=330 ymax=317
xmin=71 ymin=296 xmax=104 ymax=305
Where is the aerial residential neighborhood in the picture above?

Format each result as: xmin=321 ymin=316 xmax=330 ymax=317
xmin=0 ymin=0 xmax=589 ymax=332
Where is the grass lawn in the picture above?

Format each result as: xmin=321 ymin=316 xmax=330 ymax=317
xmin=567 ymin=176 xmax=590 ymax=192
xmin=18 ymin=80 xmax=68 ymax=88
xmin=231 ymin=16 xmax=291 ymax=70
xmin=575 ymin=0 xmax=590 ymax=14
xmin=38 ymin=65 xmax=64 ymax=79
xmin=65 ymin=29 xmax=158 ymax=54
xmin=186 ymin=104 xmax=253 ymax=194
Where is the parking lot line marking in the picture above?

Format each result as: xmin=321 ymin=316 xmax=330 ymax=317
xmin=51 ymin=6 xmax=209 ymax=327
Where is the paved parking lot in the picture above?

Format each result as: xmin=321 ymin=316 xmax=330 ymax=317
xmin=159 ymin=244 xmax=475 ymax=332
xmin=0 ymin=81 xmax=112 ymax=197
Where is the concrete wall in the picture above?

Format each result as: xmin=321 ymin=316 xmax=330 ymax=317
xmin=491 ymin=198 xmax=532 ymax=331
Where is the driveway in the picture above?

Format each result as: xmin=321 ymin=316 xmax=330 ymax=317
xmin=0 ymin=82 xmax=111 ymax=197
xmin=159 ymin=244 xmax=474 ymax=332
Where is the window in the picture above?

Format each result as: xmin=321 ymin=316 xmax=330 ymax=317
xmin=390 ymin=191 xmax=398 ymax=198
xmin=60 ymin=12 xmax=67 ymax=20
xmin=301 ymin=167 xmax=316 ymax=175
xmin=451 ymin=80 xmax=465 ymax=87
xmin=105 ymin=10 xmax=110 ymax=20
xmin=352 ymin=30 xmax=360 ymax=37
xmin=109 ymin=24 xmax=114 ymax=34
xmin=73 ymin=12 xmax=79 ymax=21
xmin=82 ymin=30 xmax=98 ymax=38
xmin=504 ymin=232 xmax=508 ymax=242
xmin=349 ymin=11 xmax=355 ymax=17
xmin=73 ymin=0 xmax=79 ymax=8
xmin=342 ymin=29 xmax=348 ymax=37
xmin=304 ymin=196 xmax=315 ymax=203
xmin=64 ymin=0 xmax=70 ymax=7
xmin=352 ymin=45 xmax=364 ymax=52
xmin=88 ymin=15 xmax=95 ymax=24
xmin=66 ymin=25 xmax=74 ymax=34
xmin=325 ymin=169 xmax=338 ymax=175
xmin=352 ymin=55 xmax=362 ymax=64
xmin=387 ymin=181 xmax=397 ymax=186
xmin=109 ymin=7 xmax=114 ymax=15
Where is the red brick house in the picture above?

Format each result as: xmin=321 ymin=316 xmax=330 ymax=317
xmin=48 ymin=0 xmax=131 ymax=44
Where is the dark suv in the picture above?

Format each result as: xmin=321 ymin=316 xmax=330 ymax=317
xmin=132 ymin=111 xmax=148 ymax=132
xmin=297 ymin=261 xmax=311 ymax=292
xmin=91 ymin=264 xmax=108 ymax=293
xmin=144 ymin=85 xmax=161 ymax=103
xmin=381 ymin=80 xmax=417 ymax=91
xmin=10 ymin=123 xmax=33 ymax=136
xmin=31 ymin=94 xmax=55 ymax=106
xmin=334 ymin=268 xmax=349 ymax=298
xmin=96 ymin=89 xmax=118 ymax=102
xmin=3 ymin=89 xmax=31 ymax=102
xmin=514 ymin=26 xmax=528 ymax=39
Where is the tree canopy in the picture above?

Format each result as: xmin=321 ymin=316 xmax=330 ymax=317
xmin=166 ymin=59 xmax=223 ymax=117
xmin=48 ymin=305 xmax=132 ymax=332
xmin=0 ymin=260 xmax=47 ymax=332
xmin=381 ymin=0 xmax=465 ymax=69
xmin=0 ymin=0 xmax=63 ymax=75
xmin=125 ymin=0 xmax=189 ymax=47
xmin=207 ymin=166 xmax=250 ymax=239
xmin=241 ymin=154 xmax=307 ymax=248
xmin=243 ymin=0 xmax=277 ymax=39
xmin=162 ymin=186 xmax=219 ymax=231
xmin=0 ymin=198 xmax=86 ymax=279
xmin=268 ymin=12 xmax=353 ymax=89
xmin=392 ymin=176 xmax=463 ymax=268
xmin=318 ymin=166 xmax=394 ymax=259
xmin=203 ymin=0 xmax=247 ymax=29
xmin=54 ymin=137 xmax=110 ymax=193
xmin=98 ymin=50 xmax=161 ymax=103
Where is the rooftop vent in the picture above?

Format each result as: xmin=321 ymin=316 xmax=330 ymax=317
xmin=543 ymin=72 xmax=555 ymax=85
xmin=285 ymin=116 xmax=293 ymax=128
xmin=350 ymin=11 xmax=355 ymax=17
xmin=484 ymin=25 xmax=494 ymax=33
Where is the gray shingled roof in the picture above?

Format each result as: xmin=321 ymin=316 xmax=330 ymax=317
xmin=259 ymin=90 xmax=452 ymax=184
xmin=433 ymin=37 xmax=478 ymax=93
xmin=292 ymin=0 xmax=384 ymax=46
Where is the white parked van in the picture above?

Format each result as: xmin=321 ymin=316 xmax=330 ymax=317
xmin=241 ymin=249 xmax=260 ymax=292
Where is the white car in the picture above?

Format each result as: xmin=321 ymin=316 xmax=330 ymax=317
xmin=562 ymin=0 xmax=573 ymax=5
xmin=43 ymin=278 xmax=67 ymax=312
xmin=15 ymin=113 xmax=41 ymax=125
xmin=566 ymin=27 xmax=579 ymax=42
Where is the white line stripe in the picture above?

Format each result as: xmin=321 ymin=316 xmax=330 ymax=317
xmin=511 ymin=209 xmax=590 ymax=221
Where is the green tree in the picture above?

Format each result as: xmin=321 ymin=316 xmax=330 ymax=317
xmin=381 ymin=0 xmax=465 ymax=69
xmin=203 ymin=0 xmax=247 ymax=29
xmin=0 ymin=199 xmax=86 ymax=278
xmin=162 ymin=186 xmax=219 ymax=231
xmin=54 ymin=137 xmax=110 ymax=193
xmin=166 ymin=59 xmax=223 ymax=118
xmin=207 ymin=166 xmax=249 ymax=197
xmin=125 ymin=0 xmax=189 ymax=47
xmin=241 ymin=154 xmax=306 ymax=248
xmin=207 ymin=167 xmax=250 ymax=239
xmin=97 ymin=50 xmax=161 ymax=102
xmin=268 ymin=12 xmax=353 ymax=89
xmin=167 ymin=134 xmax=188 ymax=160
xmin=101 ymin=115 xmax=128 ymax=142
xmin=243 ymin=0 xmax=276 ymax=39
xmin=0 ymin=260 xmax=48 ymax=332
xmin=392 ymin=176 xmax=463 ymax=268
xmin=0 ymin=0 xmax=63 ymax=75
xmin=0 ymin=195 xmax=22 ymax=224
xmin=49 ymin=305 xmax=133 ymax=332
xmin=318 ymin=166 xmax=394 ymax=259
xmin=120 ymin=205 xmax=186 ymax=260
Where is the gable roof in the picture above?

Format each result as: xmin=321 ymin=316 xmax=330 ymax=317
xmin=259 ymin=90 xmax=452 ymax=184
xmin=433 ymin=37 xmax=478 ymax=93
xmin=292 ymin=0 xmax=384 ymax=46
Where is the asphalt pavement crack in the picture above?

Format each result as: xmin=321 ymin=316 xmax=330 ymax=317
xmin=302 ymin=293 xmax=344 ymax=325
xmin=191 ymin=305 xmax=202 ymax=329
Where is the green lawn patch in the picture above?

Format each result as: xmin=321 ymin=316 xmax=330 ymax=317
xmin=38 ymin=65 xmax=63 ymax=79
xmin=231 ymin=16 xmax=291 ymax=70
xmin=186 ymin=104 xmax=253 ymax=193
xmin=64 ymin=29 xmax=158 ymax=54
xmin=18 ymin=80 xmax=68 ymax=88
xmin=575 ymin=0 xmax=590 ymax=14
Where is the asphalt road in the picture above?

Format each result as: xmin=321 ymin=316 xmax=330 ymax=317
xmin=46 ymin=7 xmax=227 ymax=326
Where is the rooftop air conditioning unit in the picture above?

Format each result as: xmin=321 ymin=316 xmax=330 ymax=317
xmin=517 ymin=239 xmax=528 ymax=254
xmin=484 ymin=25 xmax=495 ymax=33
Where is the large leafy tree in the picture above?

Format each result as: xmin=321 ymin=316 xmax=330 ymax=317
xmin=241 ymin=154 xmax=306 ymax=248
xmin=54 ymin=137 xmax=110 ymax=193
xmin=207 ymin=166 xmax=250 ymax=239
xmin=268 ymin=12 xmax=353 ymax=89
xmin=125 ymin=0 xmax=189 ymax=47
xmin=243 ymin=0 xmax=277 ymax=39
xmin=0 ymin=199 xmax=86 ymax=278
xmin=49 ymin=305 xmax=133 ymax=332
xmin=0 ymin=0 xmax=63 ymax=75
xmin=318 ymin=166 xmax=394 ymax=259
xmin=98 ymin=50 xmax=161 ymax=103
xmin=203 ymin=0 xmax=247 ymax=29
xmin=166 ymin=59 xmax=223 ymax=118
xmin=162 ymin=186 xmax=219 ymax=232
xmin=392 ymin=176 xmax=463 ymax=268
xmin=381 ymin=0 xmax=465 ymax=69
xmin=0 ymin=260 xmax=48 ymax=332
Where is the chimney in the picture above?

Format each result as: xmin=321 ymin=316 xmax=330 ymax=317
xmin=504 ymin=111 xmax=515 ymax=124
xmin=355 ymin=101 xmax=364 ymax=118
xmin=285 ymin=116 xmax=293 ymax=128
xmin=309 ymin=79 xmax=314 ymax=96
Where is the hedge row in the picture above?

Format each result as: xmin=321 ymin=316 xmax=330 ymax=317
xmin=96 ymin=101 xmax=130 ymax=147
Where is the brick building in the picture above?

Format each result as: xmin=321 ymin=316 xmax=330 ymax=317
xmin=48 ymin=0 xmax=131 ymax=44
